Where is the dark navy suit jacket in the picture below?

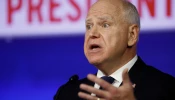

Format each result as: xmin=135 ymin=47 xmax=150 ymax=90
xmin=54 ymin=57 xmax=175 ymax=100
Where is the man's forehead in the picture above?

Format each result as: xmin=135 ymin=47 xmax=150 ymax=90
xmin=87 ymin=0 xmax=123 ymax=18
xmin=95 ymin=0 xmax=123 ymax=8
xmin=89 ymin=0 xmax=117 ymax=11
xmin=86 ymin=16 xmax=114 ymax=22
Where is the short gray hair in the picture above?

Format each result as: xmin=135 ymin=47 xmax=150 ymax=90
xmin=122 ymin=0 xmax=140 ymax=28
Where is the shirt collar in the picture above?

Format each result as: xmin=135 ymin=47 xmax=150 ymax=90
xmin=97 ymin=55 xmax=138 ymax=83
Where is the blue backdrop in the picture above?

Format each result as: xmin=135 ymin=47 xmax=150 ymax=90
xmin=0 ymin=30 xmax=175 ymax=100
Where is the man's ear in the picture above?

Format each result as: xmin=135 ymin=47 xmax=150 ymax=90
xmin=128 ymin=24 xmax=139 ymax=47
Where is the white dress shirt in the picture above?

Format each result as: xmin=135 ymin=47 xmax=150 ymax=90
xmin=91 ymin=55 xmax=138 ymax=96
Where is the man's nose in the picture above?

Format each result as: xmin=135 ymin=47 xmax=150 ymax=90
xmin=89 ymin=26 xmax=100 ymax=39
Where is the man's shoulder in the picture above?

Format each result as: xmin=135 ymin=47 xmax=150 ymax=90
xmin=131 ymin=57 xmax=175 ymax=99
xmin=132 ymin=56 xmax=175 ymax=82
xmin=143 ymin=64 xmax=175 ymax=82
xmin=130 ymin=56 xmax=175 ymax=91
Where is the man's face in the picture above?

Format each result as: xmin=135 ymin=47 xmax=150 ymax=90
xmin=84 ymin=0 xmax=130 ymax=68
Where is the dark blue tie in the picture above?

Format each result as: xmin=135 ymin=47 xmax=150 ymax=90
xmin=100 ymin=76 xmax=115 ymax=90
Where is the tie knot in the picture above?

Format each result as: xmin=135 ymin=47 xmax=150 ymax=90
xmin=101 ymin=76 xmax=115 ymax=84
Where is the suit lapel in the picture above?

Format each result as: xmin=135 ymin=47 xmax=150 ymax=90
xmin=129 ymin=57 xmax=146 ymax=84
xmin=119 ymin=57 xmax=146 ymax=88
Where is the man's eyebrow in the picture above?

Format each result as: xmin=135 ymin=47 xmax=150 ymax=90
xmin=85 ymin=18 xmax=92 ymax=23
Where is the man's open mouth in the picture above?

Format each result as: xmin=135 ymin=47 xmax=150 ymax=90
xmin=90 ymin=44 xmax=101 ymax=50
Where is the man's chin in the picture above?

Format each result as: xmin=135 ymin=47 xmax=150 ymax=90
xmin=88 ymin=60 xmax=101 ymax=66
xmin=86 ymin=56 xmax=105 ymax=66
xmin=88 ymin=59 xmax=104 ymax=66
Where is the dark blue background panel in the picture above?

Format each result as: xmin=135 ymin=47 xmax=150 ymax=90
xmin=0 ymin=30 xmax=175 ymax=100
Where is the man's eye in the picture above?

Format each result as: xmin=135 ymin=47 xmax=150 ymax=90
xmin=86 ymin=25 xmax=92 ymax=30
xmin=103 ymin=23 xmax=109 ymax=28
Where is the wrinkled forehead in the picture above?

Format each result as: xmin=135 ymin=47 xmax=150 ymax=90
xmin=87 ymin=0 xmax=123 ymax=19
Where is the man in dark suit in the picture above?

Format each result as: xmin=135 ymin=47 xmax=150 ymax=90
xmin=54 ymin=0 xmax=175 ymax=100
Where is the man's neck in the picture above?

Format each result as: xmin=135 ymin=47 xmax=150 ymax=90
xmin=96 ymin=55 xmax=137 ymax=76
